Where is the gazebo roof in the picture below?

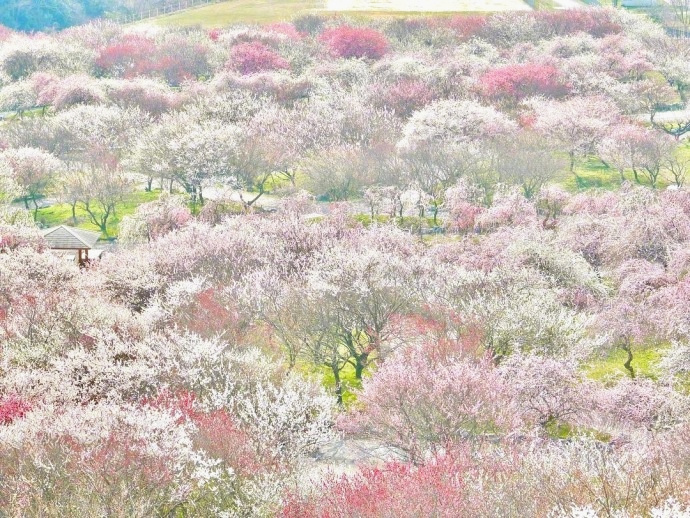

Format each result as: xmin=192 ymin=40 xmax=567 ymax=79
xmin=42 ymin=225 xmax=101 ymax=250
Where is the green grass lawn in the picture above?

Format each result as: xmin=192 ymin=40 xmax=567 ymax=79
xmin=562 ymin=157 xmax=623 ymax=191
xmin=152 ymin=0 xmax=325 ymax=26
xmin=149 ymin=0 xmax=534 ymax=27
xmin=296 ymin=360 xmax=363 ymax=407
xmin=545 ymin=420 xmax=611 ymax=442
xmin=584 ymin=344 xmax=669 ymax=383
xmin=35 ymin=190 xmax=161 ymax=240
xmin=558 ymin=152 xmax=683 ymax=192
xmin=320 ymin=363 xmax=363 ymax=406
xmin=326 ymin=0 xmax=530 ymax=13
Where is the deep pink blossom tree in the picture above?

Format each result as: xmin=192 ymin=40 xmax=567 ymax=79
xmin=320 ymin=26 xmax=389 ymax=60
xmin=480 ymin=63 xmax=570 ymax=106
xmin=227 ymin=42 xmax=290 ymax=75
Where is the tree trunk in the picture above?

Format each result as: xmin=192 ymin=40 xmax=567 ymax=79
xmin=623 ymin=343 xmax=635 ymax=379
xmin=285 ymin=169 xmax=296 ymax=188
xmin=71 ymin=202 xmax=77 ymax=225
xmin=82 ymin=201 xmax=109 ymax=238
xmin=287 ymin=353 xmax=296 ymax=371
xmin=647 ymin=168 xmax=658 ymax=189
xmin=354 ymin=352 xmax=368 ymax=380
xmin=332 ymin=367 xmax=343 ymax=406
xmin=97 ymin=213 xmax=109 ymax=236
xmin=239 ymin=190 xmax=264 ymax=212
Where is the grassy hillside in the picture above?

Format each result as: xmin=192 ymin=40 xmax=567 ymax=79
xmin=35 ymin=190 xmax=161 ymax=240
xmin=149 ymin=0 xmax=532 ymax=27
xmin=152 ymin=0 xmax=324 ymax=26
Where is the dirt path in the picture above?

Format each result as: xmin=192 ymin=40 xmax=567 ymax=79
xmin=302 ymin=437 xmax=407 ymax=482
xmin=552 ymin=0 xmax=585 ymax=8
xmin=326 ymin=0 xmax=531 ymax=11
xmin=200 ymin=185 xmax=282 ymax=209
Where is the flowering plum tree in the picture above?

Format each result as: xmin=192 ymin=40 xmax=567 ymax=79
xmin=50 ymin=75 xmax=105 ymax=111
xmin=346 ymin=341 xmax=519 ymax=461
xmin=95 ymin=34 xmax=158 ymax=78
xmin=599 ymin=123 xmax=657 ymax=183
xmin=399 ymin=99 xmax=516 ymax=151
xmin=0 ymin=147 xmax=60 ymax=217
xmin=495 ymin=130 xmax=565 ymax=198
xmin=227 ymin=42 xmax=290 ymax=75
xmin=75 ymin=161 xmax=131 ymax=236
xmin=119 ymin=193 xmax=191 ymax=244
xmin=530 ymin=96 xmax=619 ymax=173
xmin=480 ymin=63 xmax=570 ymax=106
xmin=500 ymin=354 xmax=594 ymax=429
xmin=376 ymin=79 xmax=435 ymax=118
xmin=1 ymin=12 xmax=690 ymax=516
xmin=320 ymin=26 xmax=389 ymax=60
xmin=0 ymin=81 xmax=37 ymax=116
xmin=106 ymin=78 xmax=180 ymax=117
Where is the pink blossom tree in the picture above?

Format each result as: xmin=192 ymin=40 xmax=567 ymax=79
xmin=0 ymin=147 xmax=61 ymax=217
xmin=480 ymin=63 xmax=570 ymax=107
xmin=319 ymin=26 xmax=389 ymax=60
xmin=348 ymin=341 xmax=519 ymax=460
xmin=119 ymin=193 xmax=191 ymax=244
xmin=530 ymin=96 xmax=620 ymax=174
xmin=227 ymin=42 xmax=290 ymax=75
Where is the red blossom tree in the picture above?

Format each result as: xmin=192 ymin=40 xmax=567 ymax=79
xmin=96 ymin=35 xmax=208 ymax=85
xmin=480 ymin=63 xmax=570 ymax=105
xmin=227 ymin=42 xmax=290 ymax=75
xmin=445 ymin=15 xmax=488 ymax=41
xmin=281 ymin=447 xmax=512 ymax=518
xmin=153 ymin=37 xmax=210 ymax=86
xmin=148 ymin=390 xmax=264 ymax=475
xmin=266 ymin=22 xmax=303 ymax=41
xmin=377 ymin=79 xmax=435 ymax=118
xmin=0 ymin=396 xmax=30 ymax=425
xmin=532 ymin=10 xmax=622 ymax=38
xmin=320 ymin=26 xmax=389 ymax=60
xmin=95 ymin=35 xmax=158 ymax=78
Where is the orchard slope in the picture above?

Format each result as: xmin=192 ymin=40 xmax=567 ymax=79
xmin=2 ymin=8 xmax=690 ymax=517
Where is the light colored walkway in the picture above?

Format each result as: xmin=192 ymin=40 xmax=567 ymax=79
xmin=302 ymin=438 xmax=408 ymax=482
xmin=326 ymin=0 xmax=531 ymax=11
xmin=552 ymin=0 xmax=586 ymax=9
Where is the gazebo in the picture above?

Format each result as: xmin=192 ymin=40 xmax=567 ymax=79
xmin=42 ymin=225 xmax=102 ymax=266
